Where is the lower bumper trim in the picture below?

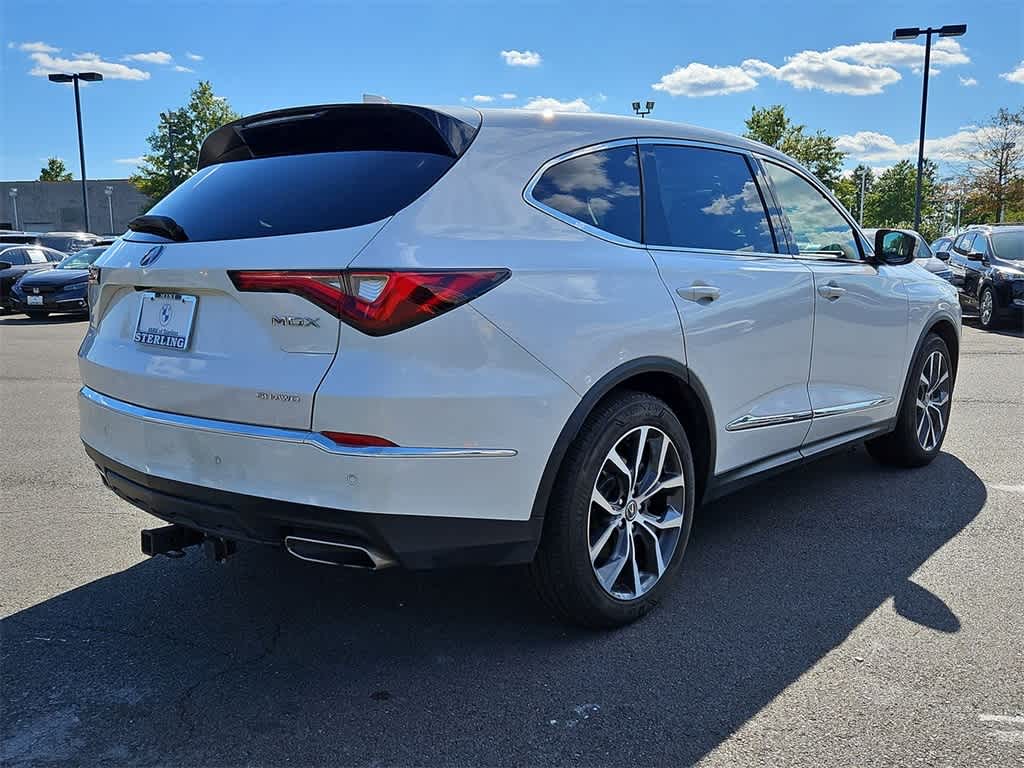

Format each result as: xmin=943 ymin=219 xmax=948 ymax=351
xmin=87 ymin=445 xmax=542 ymax=569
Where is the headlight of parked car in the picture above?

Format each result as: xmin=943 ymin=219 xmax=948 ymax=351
xmin=993 ymin=270 xmax=1024 ymax=282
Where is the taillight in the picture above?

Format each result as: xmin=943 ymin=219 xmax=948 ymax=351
xmin=229 ymin=269 xmax=509 ymax=336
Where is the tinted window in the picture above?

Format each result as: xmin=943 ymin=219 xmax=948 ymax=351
xmin=641 ymin=146 xmax=776 ymax=253
xmin=953 ymin=233 xmax=975 ymax=253
xmin=531 ymin=145 xmax=642 ymax=242
xmin=990 ymin=230 xmax=1024 ymax=260
xmin=58 ymin=247 xmax=105 ymax=269
xmin=1 ymin=249 xmax=27 ymax=265
xmin=137 ymin=151 xmax=459 ymax=242
xmin=764 ymin=162 xmax=860 ymax=260
xmin=914 ymin=236 xmax=933 ymax=259
xmin=971 ymin=235 xmax=989 ymax=256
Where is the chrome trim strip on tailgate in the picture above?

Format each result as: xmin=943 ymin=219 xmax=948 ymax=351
xmin=79 ymin=386 xmax=517 ymax=458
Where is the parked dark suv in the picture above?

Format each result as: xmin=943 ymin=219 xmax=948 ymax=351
xmin=947 ymin=225 xmax=1024 ymax=330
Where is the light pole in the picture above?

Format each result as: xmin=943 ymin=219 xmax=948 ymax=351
xmin=8 ymin=188 xmax=18 ymax=230
xmin=104 ymin=186 xmax=114 ymax=233
xmin=631 ymin=100 xmax=655 ymax=118
xmin=47 ymin=71 xmax=103 ymax=232
xmin=858 ymin=170 xmax=866 ymax=225
xmin=892 ymin=24 xmax=966 ymax=232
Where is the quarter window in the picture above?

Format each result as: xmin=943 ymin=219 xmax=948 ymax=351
xmin=764 ymin=161 xmax=860 ymax=260
xmin=2 ymin=249 xmax=28 ymax=265
xmin=641 ymin=145 xmax=776 ymax=253
xmin=531 ymin=145 xmax=642 ymax=243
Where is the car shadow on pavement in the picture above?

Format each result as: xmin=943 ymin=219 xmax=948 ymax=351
xmin=1 ymin=448 xmax=986 ymax=767
xmin=0 ymin=314 xmax=87 ymax=326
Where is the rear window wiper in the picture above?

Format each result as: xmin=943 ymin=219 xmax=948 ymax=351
xmin=128 ymin=215 xmax=189 ymax=242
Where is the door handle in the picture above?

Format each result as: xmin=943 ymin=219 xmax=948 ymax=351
xmin=677 ymin=284 xmax=720 ymax=303
xmin=817 ymin=282 xmax=846 ymax=301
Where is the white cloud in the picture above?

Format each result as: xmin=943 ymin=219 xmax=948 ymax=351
xmin=837 ymin=126 xmax=998 ymax=165
xmin=28 ymin=51 xmax=150 ymax=81
xmin=522 ymin=97 xmax=591 ymax=113
xmin=115 ymin=156 xmax=145 ymax=165
xmin=658 ymin=38 xmax=968 ymax=99
xmin=472 ymin=94 xmax=494 ymax=103
xmin=1001 ymin=61 xmax=1024 ymax=84
xmin=959 ymin=75 xmax=978 ymax=87
xmin=652 ymin=63 xmax=758 ymax=97
xmin=501 ymin=49 xmax=542 ymax=67
xmin=174 ymin=65 xmax=194 ymax=73
xmin=16 ymin=41 xmax=60 ymax=53
xmin=185 ymin=51 xmax=204 ymax=61
xmin=500 ymin=92 xmax=517 ymax=100
xmin=123 ymin=51 xmax=173 ymax=65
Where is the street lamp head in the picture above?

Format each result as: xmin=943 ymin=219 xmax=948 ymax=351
xmin=104 ymin=186 xmax=114 ymax=196
xmin=632 ymin=101 xmax=641 ymax=111
xmin=645 ymin=101 xmax=655 ymax=111
xmin=892 ymin=27 xmax=921 ymax=40
xmin=8 ymin=188 xmax=17 ymax=197
xmin=47 ymin=73 xmax=74 ymax=83
xmin=938 ymin=24 xmax=967 ymax=37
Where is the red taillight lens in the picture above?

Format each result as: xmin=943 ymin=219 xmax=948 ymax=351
xmin=229 ymin=268 xmax=509 ymax=336
xmin=321 ymin=431 xmax=397 ymax=447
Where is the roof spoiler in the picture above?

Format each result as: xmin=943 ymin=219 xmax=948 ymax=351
xmin=198 ymin=104 xmax=480 ymax=169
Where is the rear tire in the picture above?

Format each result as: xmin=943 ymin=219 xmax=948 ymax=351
xmin=531 ymin=391 xmax=696 ymax=628
xmin=866 ymin=333 xmax=952 ymax=468
xmin=26 ymin=310 xmax=49 ymax=320
xmin=978 ymin=286 xmax=1001 ymax=330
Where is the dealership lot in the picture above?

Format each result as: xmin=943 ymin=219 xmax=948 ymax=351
xmin=1 ymin=316 xmax=1021 ymax=766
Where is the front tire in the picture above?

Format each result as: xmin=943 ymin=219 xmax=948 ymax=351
xmin=531 ymin=392 xmax=696 ymax=628
xmin=866 ymin=333 xmax=953 ymax=467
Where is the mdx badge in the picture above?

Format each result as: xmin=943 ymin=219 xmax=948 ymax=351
xmin=272 ymin=315 xmax=320 ymax=327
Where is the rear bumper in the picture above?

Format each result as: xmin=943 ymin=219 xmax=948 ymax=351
xmin=79 ymin=385 xmax=544 ymax=567
xmin=87 ymin=447 xmax=542 ymax=568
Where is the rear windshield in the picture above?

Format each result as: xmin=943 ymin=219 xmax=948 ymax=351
xmin=132 ymin=150 xmax=456 ymax=242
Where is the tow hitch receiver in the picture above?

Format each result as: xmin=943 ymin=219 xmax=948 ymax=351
xmin=141 ymin=524 xmax=204 ymax=557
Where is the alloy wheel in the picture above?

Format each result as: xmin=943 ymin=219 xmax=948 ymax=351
xmin=980 ymin=290 xmax=993 ymax=326
xmin=588 ymin=426 xmax=685 ymax=600
xmin=915 ymin=350 xmax=950 ymax=452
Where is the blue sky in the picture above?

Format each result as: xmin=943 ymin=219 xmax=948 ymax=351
xmin=2 ymin=0 xmax=1022 ymax=181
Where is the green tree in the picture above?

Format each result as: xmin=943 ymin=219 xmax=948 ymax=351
xmin=863 ymin=159 xmax=940 ymax=238
xmin=131 ymin=81 xmax=240 ymax=204
xmin=833 ymin=165 xmax=874 ymax=220
xmin=743 ymin=105 xmax=845 ymax=189
xmin=964 ymin=107 xmax=1024 ymax=223
xmin=39 ymin=157 xmax=72 ymax=182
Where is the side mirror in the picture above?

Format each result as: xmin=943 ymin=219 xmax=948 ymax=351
xmin=873 ymin=229 xmax=915 ymax=266
xmin=967 ymin=251 xmax=985 ymax=262
xmin=935 ymin=250 xmax=950 ymax=262
xmin=0 ymin=261 xmax=11 ymax=271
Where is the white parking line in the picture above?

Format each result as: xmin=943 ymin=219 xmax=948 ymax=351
xmin=979 ymin=714 xmax=1024 ymax=744
xmin=987 ymin=484 xmax=1024 ymax=494
xmin=979 ymin=714 xmax=1024 ymax=725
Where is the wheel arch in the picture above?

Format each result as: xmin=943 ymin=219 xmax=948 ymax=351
xmin=897 ymin=312 xmax=961 ymax=411
xmin=530 ymin=357 xmax=716 ymax=524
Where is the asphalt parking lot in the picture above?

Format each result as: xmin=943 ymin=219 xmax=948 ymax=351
xmin=1 ymin=314 xmax=1021 ymax=767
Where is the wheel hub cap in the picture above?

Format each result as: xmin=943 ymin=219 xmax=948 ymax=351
xmin=588 ymin=426 xmax=686 ymax=600
xmin=915 ymin=349 xmax=950 ymax=452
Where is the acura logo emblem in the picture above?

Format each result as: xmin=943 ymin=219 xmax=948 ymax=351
xmin=140 ymin=245 xmax=164 ymax=267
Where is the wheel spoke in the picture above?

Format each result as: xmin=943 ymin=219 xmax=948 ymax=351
xmin=637 ymin=520 xmax=666 ymax=576
xmin=632 ymin=427 xmax=649 ymax=493
xmin=594 ymin=533 xmax=629 ymax=592
xmin=635 ymin=474 xmax=684 ymax=504
xmin=929 ymin=369 xmax=948 ymax=395
xmin=639 ymin=505 xmax=684 ymax=530
xmin=628 ymin=525 xmax=642 ymax=596
xmin=606 ymin=449 xmax=632 ymax=483
xmin=590 ymin=518 xmax=619 ymax=562
xmin=591 ymin=487 xmax=617 ymax=516
xmin=917 ymin=411 xmax=929 ymax=446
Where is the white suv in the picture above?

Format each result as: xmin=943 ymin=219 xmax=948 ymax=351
xmin=80 ymin=105 xmax=961 ymax=626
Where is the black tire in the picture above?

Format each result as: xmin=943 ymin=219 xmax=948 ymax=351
xmin=531 ymin=391 xmax=696 ymax=628
xmin=978 ymin=286 xmax=1001 ymax=330
xmin=25 ymin=310 xmax=49 ymax=320
xmin=866 ymin=334 xmax=953 ymax=468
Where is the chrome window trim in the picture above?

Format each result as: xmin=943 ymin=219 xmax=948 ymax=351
xmin=523 ymin=138 xmax=646 ymax=249
xmin=725 ymin=397 xmax=894 ymax=432
xmin=80 ymin=386 xmax=516 ymax=458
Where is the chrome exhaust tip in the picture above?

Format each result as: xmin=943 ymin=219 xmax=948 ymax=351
xmin=284 ymin=535 xmax=397 ymax=570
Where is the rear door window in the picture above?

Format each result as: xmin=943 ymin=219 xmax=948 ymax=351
xmin=2 ymin=249 xmax=27 ymax=265
xmin=530 ymin=145 xmax=642 ymax=243
xmin=641 ymin=145 xmax=776 ymax=253
xmin=764 ymin=161 xmax=860 ymax=260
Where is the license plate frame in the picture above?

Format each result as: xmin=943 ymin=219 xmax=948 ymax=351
xmin=134 ymin=291 xmax=197 ymax=350
xmin=27 ymin=295 xmax=43 ymax=306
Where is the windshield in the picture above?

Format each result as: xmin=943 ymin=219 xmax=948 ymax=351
xmin=57 ymin=247 xmax=105 ymax=269
xmin=990 ymin=231 xmax=1024 ymax=260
